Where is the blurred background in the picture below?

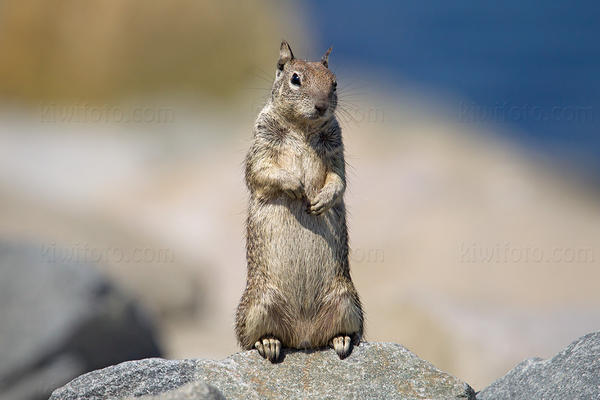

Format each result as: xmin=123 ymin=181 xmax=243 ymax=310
xmin=0 ymin=0 xmax=599 ymax=398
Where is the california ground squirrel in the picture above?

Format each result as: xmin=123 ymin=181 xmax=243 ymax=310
xmin=235 ymin=41 xmax=364 ymax=362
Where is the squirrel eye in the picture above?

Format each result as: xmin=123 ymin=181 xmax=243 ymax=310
xmin=290 ymin=73 xmax=301 ymax=86
xmin=332 ymin=80 xmax=337 ymax=89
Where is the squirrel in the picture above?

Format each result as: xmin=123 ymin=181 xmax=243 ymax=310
xmin=235 ymin=41 xmax=364 ymax=362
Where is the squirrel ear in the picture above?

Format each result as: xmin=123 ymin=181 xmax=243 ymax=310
xmin=321 ymin=47 xmax=332 ymax=68
xmin=278 ymin=40 xmax=294 ymax=71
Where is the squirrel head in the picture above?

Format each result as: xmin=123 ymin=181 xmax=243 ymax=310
xmin=270 ymin=40 xmax=337 ymax=124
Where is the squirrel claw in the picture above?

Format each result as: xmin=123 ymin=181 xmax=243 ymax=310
xmin=330 ymin=335 xmax=352 ymax=359
xmin=308 ymin=199 xmax=328 ymax=215
xmin=255 ymin=337 xmax=281 ymax=362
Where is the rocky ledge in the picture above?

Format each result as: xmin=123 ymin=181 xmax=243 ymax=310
xmin=477 ymin=331 xmax=600 ymax=400
xmin=49 ymin=342 xmax=475 ymax=400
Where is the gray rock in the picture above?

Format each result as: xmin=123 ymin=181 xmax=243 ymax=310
xmin=134 ymin=381 xmax=226 ymax=400
xmin=0 ymin=242 xmax=162 ymax=400
xmin=50 ymin=342 xmax=475 ymax=400
xmin=477 ymin=331 xmax=600 ymax=400
xmin=50 ymin=359 xmax=204 ymax=400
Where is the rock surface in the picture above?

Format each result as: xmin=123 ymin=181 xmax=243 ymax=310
xmin=477 ymin=331 xmax=600 ymax=400
xmin=135 ymin=381 xmax=226 ymax=400
xmin=50 ymin=342 xmax=475 ymax=400
xmin=0 ymin=242 xmax=162 ymax=400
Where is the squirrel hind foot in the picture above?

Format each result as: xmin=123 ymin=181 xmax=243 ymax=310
xmin=254 ymin=336 xmax=281 ymax=363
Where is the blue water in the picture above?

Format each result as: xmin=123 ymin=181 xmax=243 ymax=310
xmin=306 ymin=1 xmax=600 ymax=177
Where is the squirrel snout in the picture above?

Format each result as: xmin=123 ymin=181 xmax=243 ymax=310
xmin=314 ymin=101 xmax=329 ymax=116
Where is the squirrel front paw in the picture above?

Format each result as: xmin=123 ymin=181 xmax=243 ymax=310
xmin=280 ymin=175 xmax=304 ymax=200
xmin=307 ymin=188 xmax=336 ymax=215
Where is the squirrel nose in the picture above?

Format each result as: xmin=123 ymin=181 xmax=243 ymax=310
xmin=315 ymin=102 xmax=328 ymax=115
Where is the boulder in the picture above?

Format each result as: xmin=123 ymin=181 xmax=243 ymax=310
xmin=135 ymin=381 xmax=226 ymax=400
xmin=0 ymin=242 xmax=162 ymax=400
xmin=50 ymin=342 xmax=475 ymax=400
xmin=50 ymin=359 xmax=223 ymax=400
xmin=477 ymin=331 xmax=600 ymax=400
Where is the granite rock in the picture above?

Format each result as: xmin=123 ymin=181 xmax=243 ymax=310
xmin=477 ymin=331 xmax=600 ymax=400
xmin=50 ymin=342 xmax=475 ymax=400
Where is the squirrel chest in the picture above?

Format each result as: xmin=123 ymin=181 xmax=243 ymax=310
xmin=275 ymin=131 xmax=333 ymax=200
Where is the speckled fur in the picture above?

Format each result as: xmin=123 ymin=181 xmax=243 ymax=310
xmin=235 ymin=41 xmax=363 ymax=354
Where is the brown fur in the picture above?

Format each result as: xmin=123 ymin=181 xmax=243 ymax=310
xmin=235 ymin=41 xmax=364 ymax=356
